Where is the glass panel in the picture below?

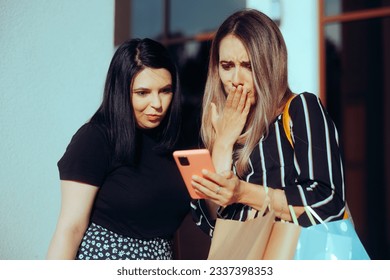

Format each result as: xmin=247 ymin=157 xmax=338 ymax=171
xmin=167 ymin=40 xmax=212 ymax=148
xmin=325 ymin=16 xmax=390 ymax=259
xmin=131 ymin=0 xmax=163 ymax=39
xmin=170 ymin=0 xmax=246 ymax=37
xmin=325 ymin=0 xmax=390 ymax=16
xmin=131 ymin=0 xmax=246 ymax=39
xmin=325 ymin=0 xmax=342 ymax=16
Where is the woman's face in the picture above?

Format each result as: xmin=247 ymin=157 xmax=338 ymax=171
xmin=218 ymin=34 xmax=256 ymax=105
xmin=131 ymin=67 xmax=173 ymax=129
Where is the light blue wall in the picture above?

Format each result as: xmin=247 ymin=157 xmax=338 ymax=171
xmin=0 ymin=0 xmax=114 ymax=259
xmin=247 ymin=0 xmax=319 ymax=95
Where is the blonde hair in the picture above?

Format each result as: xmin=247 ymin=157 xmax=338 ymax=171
xmin=201 ymin=9 xmax=293 ymax=177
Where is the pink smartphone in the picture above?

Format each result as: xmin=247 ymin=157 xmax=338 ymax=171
xmin=173 ymin=149 xmax=215 ymax=199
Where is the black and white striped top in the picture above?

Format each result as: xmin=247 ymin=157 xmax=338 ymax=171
xmin=191 ymin=92 xmax=346 ymax=236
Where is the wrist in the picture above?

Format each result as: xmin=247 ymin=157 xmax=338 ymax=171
xmin=269 ymin=189 xmax=287 ymax=218
xmin=213 ymin=137 xmax=234 ymax=151
xmin=211 ymin=139 xmax=234 ymax=173
xmin=236 ymin=179 xmax=245 ymax=203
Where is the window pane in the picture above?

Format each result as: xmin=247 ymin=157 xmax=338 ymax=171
xmin=325 ymin=0 xmax=390 ymax=16
xmin=131 ymin=0 xmax=163 ymax=38
xmin=170 ymin=0 xmax=246 ymax=37
xmin=325 ymin=17 xmax=390 ymax=258
xmin=167 ymin=40 xmax=211 ymax=148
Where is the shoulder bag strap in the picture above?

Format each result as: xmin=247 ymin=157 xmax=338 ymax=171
xmin=282 ymin=95 xmax=296 ymax=147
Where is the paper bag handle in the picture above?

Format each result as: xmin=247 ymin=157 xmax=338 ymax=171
xmin=288 ymin=205 xmax=326 ymax=228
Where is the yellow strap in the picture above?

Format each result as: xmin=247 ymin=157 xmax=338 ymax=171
xmin=283 ymin=95 xmax=350 ymax=222
xmin=282 ymin=95 xmax=296 ymax=147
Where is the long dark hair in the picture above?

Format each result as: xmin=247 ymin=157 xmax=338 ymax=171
xmin=90 ymin=38 xmax=181 ymax=163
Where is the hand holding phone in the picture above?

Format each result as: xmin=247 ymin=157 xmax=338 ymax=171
xmin=173 ymin=149 xmax=215 ymax=199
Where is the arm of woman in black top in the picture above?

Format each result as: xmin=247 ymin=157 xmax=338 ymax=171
xmin=47 ymin=124 xmax=110 ymax=259
xmin=47 ymin=181 xmax=98 ymax=259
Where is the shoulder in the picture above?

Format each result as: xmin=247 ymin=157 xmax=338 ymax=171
xmin=290 ymin=92 xmax=321 ymax=107
xmin=65 ymin=122 xmax=111 ymax=154
xmin=71 ymin=122 xmax=108 ymax=143
xmin=74 ymin=122 xmax=107 ymax=137
xmin=289 ymin=92 xmax=324 ymax=118
xmin=59 ymin=122 xmax=111 ymax=167
xmin=58 ymin=122 xmax=112 ymax=185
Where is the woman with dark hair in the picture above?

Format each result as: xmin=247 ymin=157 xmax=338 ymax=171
xmin=191 ymin=9 xmax=346 ymax=236
xmin=47 ymin=38 xmax=190 ymax=260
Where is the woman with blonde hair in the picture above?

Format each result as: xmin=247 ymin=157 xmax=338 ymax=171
xmin=191 ymin=9 xmax=346 ymax=235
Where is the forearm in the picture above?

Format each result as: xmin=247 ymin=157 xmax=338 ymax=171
xmin=46 ymin=225 xmax=86 ymax=259
xmin=47 ymin=181 xmax=98 ymax=259
xmin=207 ymin=140 xmax=234 ymax=217
xmin=239 ymin=181 xmax=304 ymax=221
xmin=211 ymin=138 xmax=234 ymax=173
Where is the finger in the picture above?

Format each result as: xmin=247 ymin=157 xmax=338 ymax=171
xmin=192 ymin=174 xmax=233 ymax=207
xmin=200 ymin=169 xmax=226 ymax=186
xmin=231 ymin=85 xmax=242 ymax=109
xmin=220 ymin=170 xmax=234 ymax=179
xmin=194 ymin=189 xmax=205 ymax=198
xmin=237 ymin=86 xmax=248 ymax=112
xmin=225 ymin=87 xmax=234 ymax=108
xmin=191 ymin=178 xmax=221 ymax=199
xmin=242 ymin=95 xmax=251 ymax=117
xmin=192 ymin=172 xmax=221 ymax=189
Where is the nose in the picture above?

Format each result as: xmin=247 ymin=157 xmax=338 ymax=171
xmin=150 ymin=93 xmax=162 ymax=109
xmin=232 ymin=68 xmax=244 ymax=88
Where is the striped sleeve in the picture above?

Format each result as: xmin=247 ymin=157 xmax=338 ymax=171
xmin=284 ymin=92 xmax=345 ymax=222
xmin=190 ymin=200 xmax=215 ymax=237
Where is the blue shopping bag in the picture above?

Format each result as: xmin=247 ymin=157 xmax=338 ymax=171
xmin=290 ymin=206 xmax=370 ymax=260
xmin=293 ymin=219 xmax=370 ymax=260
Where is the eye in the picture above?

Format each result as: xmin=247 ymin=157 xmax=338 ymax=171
xmin=133 ymin=90 xmax=149 ymax=96
xmin=160 ymin=86 xmax=173 ymax=94
xmin=220 ymin=61 xmax=234 ymax=70
xmin=242 ymin=62 xmax=252 ymax=71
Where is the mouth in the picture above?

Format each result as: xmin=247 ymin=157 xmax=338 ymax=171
xmin=146 ymin=114 xmax=163 ymax=121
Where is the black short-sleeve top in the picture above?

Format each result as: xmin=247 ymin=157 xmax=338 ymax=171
xmin=58 ymin=123 xmax=190 ymax=239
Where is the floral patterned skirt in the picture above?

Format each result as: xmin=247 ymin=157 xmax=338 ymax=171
xmin=75 ymin=222 xmax=173 ymax=260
